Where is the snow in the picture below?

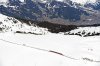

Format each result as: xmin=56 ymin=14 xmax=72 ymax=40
xmin=0 ymin=12 xmax=100 ymax=66
xmin=71 ymin=0 xmax=96 ymax=4
xmin=0 ymin=14 xmax=48 ymax=35
xmin=0 ymin=0 xmax=25 ymax=3
xmin=19 ymin=0 xmax=25 ymax=2
xmin=0 ymin=0 xmax=9 ymax=3
xmin=0 ymin=0 xmax=97 ymax=4
xmin=56 ymin=0 xmax=64 ymax=2
xmin=65 ymin=26 xmax=100 ymax=37
xmin=0 ymin=32 xmax=100 ymax=66
xmin=39 ymin=0 xmax=97 ymax=5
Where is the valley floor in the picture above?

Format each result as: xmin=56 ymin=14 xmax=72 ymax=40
xmin=0 ymin=33 xmax=100 ymax=66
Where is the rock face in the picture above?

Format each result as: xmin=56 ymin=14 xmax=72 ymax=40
xmin=0 ymin=0 xmax=100 ymax=25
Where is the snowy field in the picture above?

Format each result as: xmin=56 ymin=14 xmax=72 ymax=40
xmin=0 ymin=12 xmax=100 ymax=66
xmin=0 ymin=32 xmax=100 ymax=66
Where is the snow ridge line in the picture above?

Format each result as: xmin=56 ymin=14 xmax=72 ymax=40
xmin=1 ymin=38 xmax=100 ymax=62
xmin=0 ymin=38 xmax=79 ymax=60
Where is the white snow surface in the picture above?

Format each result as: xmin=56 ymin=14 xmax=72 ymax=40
xmin=0 ymin=32 xmax=100 ymax=66
xmin=0 ymin=13 xmax=100 ymax=66
xmin=71 ymin=0 xmax=96 ymax=4
xmin=0 ymin=14 xmax=48 ymax=34
xmin=0 ymin=0 xmax=9 ymax=3
xmin=0 ymin=0 xmax=25 ymax=3
xmin=65 ymin=26 xmax=100 ymax=37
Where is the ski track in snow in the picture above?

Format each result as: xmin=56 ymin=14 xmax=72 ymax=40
xmin=0 ymin=32 xmax=100 ymax=66
xmin=0 ymin=38 xmax=79 ymax=60
xmin=0 ymin=33 xmax=100 ymax=64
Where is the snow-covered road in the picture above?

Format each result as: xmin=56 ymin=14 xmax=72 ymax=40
xmin=0 ymin=33 xmax=100 ymax=66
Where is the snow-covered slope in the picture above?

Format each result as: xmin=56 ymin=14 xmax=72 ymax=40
xmin=71 ymin=0 xmax=96 ymax=5
xmin=0 ymin=14 xmax=48 ymax=34
xmin=0 ymin=32 xmax=100 ymax=66
xmin=65 ymin=26 xmax=100 ymax=37
xmin=1 ymin=13 xmax=100 ymax=37
xmin=36 ymin=0 xmax=97 ymax=4
xmin=0 ymin=0 xmax=25 ymax=3
xmin=0 ymin=0 xmax=9 ymax=3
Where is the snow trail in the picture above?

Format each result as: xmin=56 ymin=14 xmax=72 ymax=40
xmin=1 ymin=38 xmax=100 ymax=63
xmin=0 ymin=38 xmax=79 ymax=60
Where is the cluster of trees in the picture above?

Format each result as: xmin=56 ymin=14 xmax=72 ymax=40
xmin=36 ymin=21 xmax=77 ymax=33
xmin=65 ymin=31 xmax=100 ymax=37
xmin=17 ymin=18 xmax=78 ymax=33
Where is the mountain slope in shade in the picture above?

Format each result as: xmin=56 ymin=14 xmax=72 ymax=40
xmin=0 ymin=0 xmax=100 ymax=25
xmin=0 ymin=0 xmax=91 ymax=25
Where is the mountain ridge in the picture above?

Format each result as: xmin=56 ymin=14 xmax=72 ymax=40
xmin=0 ymin=0 xmax=100 ymax=25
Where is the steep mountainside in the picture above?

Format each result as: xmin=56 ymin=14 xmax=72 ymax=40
xmin=1 ymin=0 xmax=100 ymax=25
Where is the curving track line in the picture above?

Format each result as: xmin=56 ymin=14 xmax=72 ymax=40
xmin=0 ymin=38 xmax=100 ymax=62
